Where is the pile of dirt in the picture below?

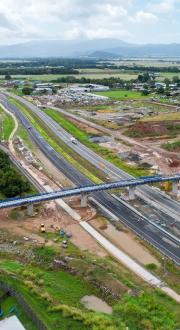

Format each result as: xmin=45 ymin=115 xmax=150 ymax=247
xmin=126 ymin=121 xmax=180 ymax=138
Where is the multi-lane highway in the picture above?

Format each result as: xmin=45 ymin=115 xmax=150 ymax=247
xmin=8 ymin=93 xmax=180 ymax=222
xmin=0 ymin=94 xmax=180 ymax=264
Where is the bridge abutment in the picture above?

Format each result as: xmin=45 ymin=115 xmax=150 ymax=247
xmin=172 ymin=181 xmax=179 ymax=195
xmin=81 ymin=194 xmax=88 ymax=207
xmin=128 ymin=187 xmax=136 ymax=200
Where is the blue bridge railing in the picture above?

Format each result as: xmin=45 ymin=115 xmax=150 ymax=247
xmin=0 ymin=174 xmax=179 ymax=210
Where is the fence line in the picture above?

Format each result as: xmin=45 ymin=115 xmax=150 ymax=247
xmin=0 ymin=280 xmax=47 ymax=330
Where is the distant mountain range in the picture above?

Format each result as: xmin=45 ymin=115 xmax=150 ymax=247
xmin=0 ymin=39 xmax=180 ymax=58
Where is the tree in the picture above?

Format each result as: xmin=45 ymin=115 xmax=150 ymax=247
xmin=141 ymin=89 xmax=149 ymax=96
xmin=0 ymin=150 xmax=31 ymax=198
xmin=163 ymin=78 xmax=171 ymax=87
xmin=22 ymin=87 xmax=33 ymax=95
xmin=137 ymin=72 xmax=150 ymax=83
xmin=156 ymin=86 xmax=164 ymax=94
xmin=5 ymin=74 xmax=12 ymax=80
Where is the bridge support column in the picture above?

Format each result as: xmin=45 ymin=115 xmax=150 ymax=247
xmin=27 ymin=204 xmax=34 ymax=216
xmin=128 ymin=187 xmax=136 ymax=201
xmin=172 ymin=181 xmax=179 ymax=195
xmin=81 ymin=194 xmax=88 ymax=207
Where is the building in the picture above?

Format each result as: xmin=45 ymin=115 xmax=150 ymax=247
xmin=0 ymin=316 xmax=25 ymax=330
xmin=85 ymin=84 xmax=110 ymax=91
xmin=32 ymin=87 xmax=53 ymax=95
xmin=155 ymin=82 xmax=166 ymax=89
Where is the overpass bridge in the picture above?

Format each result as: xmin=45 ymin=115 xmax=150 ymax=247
xmin=0 ymin=174 xmax=179 ymax=211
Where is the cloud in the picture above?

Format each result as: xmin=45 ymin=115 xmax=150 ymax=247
xmin=149 ymin=0 xmax=176 ymax=13
xmin=0 ymin=0 xmax=131 ymax=44
xmin=130 ymin=11 xmax=158 ymax=24
xmin=0 ymin=0 xmax=178 ymax=44
xmin=0 ymin=14 xmax=14 ymax=29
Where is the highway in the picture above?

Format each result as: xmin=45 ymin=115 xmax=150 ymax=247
xmin=0 ymin=94 xmax=180 ymax=264
xmin=8 ymin=93 xmax=180 ymax=222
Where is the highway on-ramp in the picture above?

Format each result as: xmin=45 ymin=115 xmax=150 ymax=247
xmin=0 ymin=94 xmax=179 ymax=264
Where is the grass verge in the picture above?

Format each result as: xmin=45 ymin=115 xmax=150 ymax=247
xmin=0 ymin=106 xmax=15 ymax=140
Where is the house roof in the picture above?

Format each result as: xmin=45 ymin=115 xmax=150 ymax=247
xmin=0 ymin=316 xmax=26 ymax=330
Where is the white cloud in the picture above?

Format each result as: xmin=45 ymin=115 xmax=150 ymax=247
xmin=0 ymin=0 xmax=178 ymax=44
xmin=0 ymin=0 xmax=131 ymax=44
xmin=130 ymin=10 xmax=158 ymax=24
xmin=149 ymin=0 xmax=175 ymax=13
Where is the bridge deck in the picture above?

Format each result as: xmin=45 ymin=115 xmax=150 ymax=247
xmin=0 ymin=175 xmax=179 ymax=210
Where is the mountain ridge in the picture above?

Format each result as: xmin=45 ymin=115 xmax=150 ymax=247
xmin=0 ymin=39 xmax=179 ymax=58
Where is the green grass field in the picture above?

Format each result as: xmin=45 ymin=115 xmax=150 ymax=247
xmin=1 ymin=295 xmax=37 ymax=330
xmin=0 ymin=249 xmax=179 ymax=330
xmin=160 ymin=72 xmax=180 ymax=79
xmin=0 ymin=259 xmax=93 ymax=330
xmin=0 ymin=72 xmax=138 ymax=81
xmin=96 ymin=89 xmax=151 ymax=100
xmin=0 ymin=69 xmax=179 ymax=83
xmin=0 ymin=106 xmax=15 ymax=140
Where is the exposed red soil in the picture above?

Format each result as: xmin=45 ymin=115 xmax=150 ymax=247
xmin=127 ymin=121 xmax=180 ymax=137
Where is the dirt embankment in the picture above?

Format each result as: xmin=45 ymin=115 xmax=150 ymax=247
xmin=126 ymin=121 xmax=180 ymax=138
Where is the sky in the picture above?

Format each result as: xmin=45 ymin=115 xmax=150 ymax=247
xmin=0 ymin=0 xmax=179 ymax=45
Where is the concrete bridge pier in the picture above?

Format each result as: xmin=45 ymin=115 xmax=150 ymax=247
xmin=81 ymin=194 xmax=88 ymax=207
xmin=128 ymin=187 xmax=136 ymax=200
xmin=27 ymin=204 xmax=34 ymax=216
xmin=172 ymin=181 xmax=179 ymax=195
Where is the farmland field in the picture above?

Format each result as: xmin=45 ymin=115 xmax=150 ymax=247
xmin=0 ymin=72 xmax=138 ymax=81
xmin=0 ymin=68 xmax=179 ymax=82
xmin=110 ymin=59 xmax=180 ymax=67
xmin=96 ymin=89 xmax=151 ymax=100
xmin=160 ymin=72 xmax=180 ymax=79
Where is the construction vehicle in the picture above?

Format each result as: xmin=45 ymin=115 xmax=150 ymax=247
xmin=40 ymin=224 xmax=46 ymax=233
xmin=62 ymin=240 xmax=68 ymax=248
xmin=66 ymin=231 xmax=72 ymax=238
xmin=59 ymin=229 xmax=65 ymax=237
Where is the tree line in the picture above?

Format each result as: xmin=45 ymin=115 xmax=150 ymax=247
xmin=0 ymin=150 xmax=31 ymax=198
xmin=2 ymin=67 xmax=79 ymax=76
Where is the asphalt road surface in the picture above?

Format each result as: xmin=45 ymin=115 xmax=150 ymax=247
xmin=10 ymin=94 xmax=180 ymax=222
xmin=0 ymin=94 xmax=179 ymax=264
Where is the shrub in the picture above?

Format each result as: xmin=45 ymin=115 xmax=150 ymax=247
xmin=36 ymin=278 xmax=44 ymax=286
xmin=40 ymin=292 xmax=53 ymax=303
xmin=145 ymin=263 xmax=158 ymax=271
